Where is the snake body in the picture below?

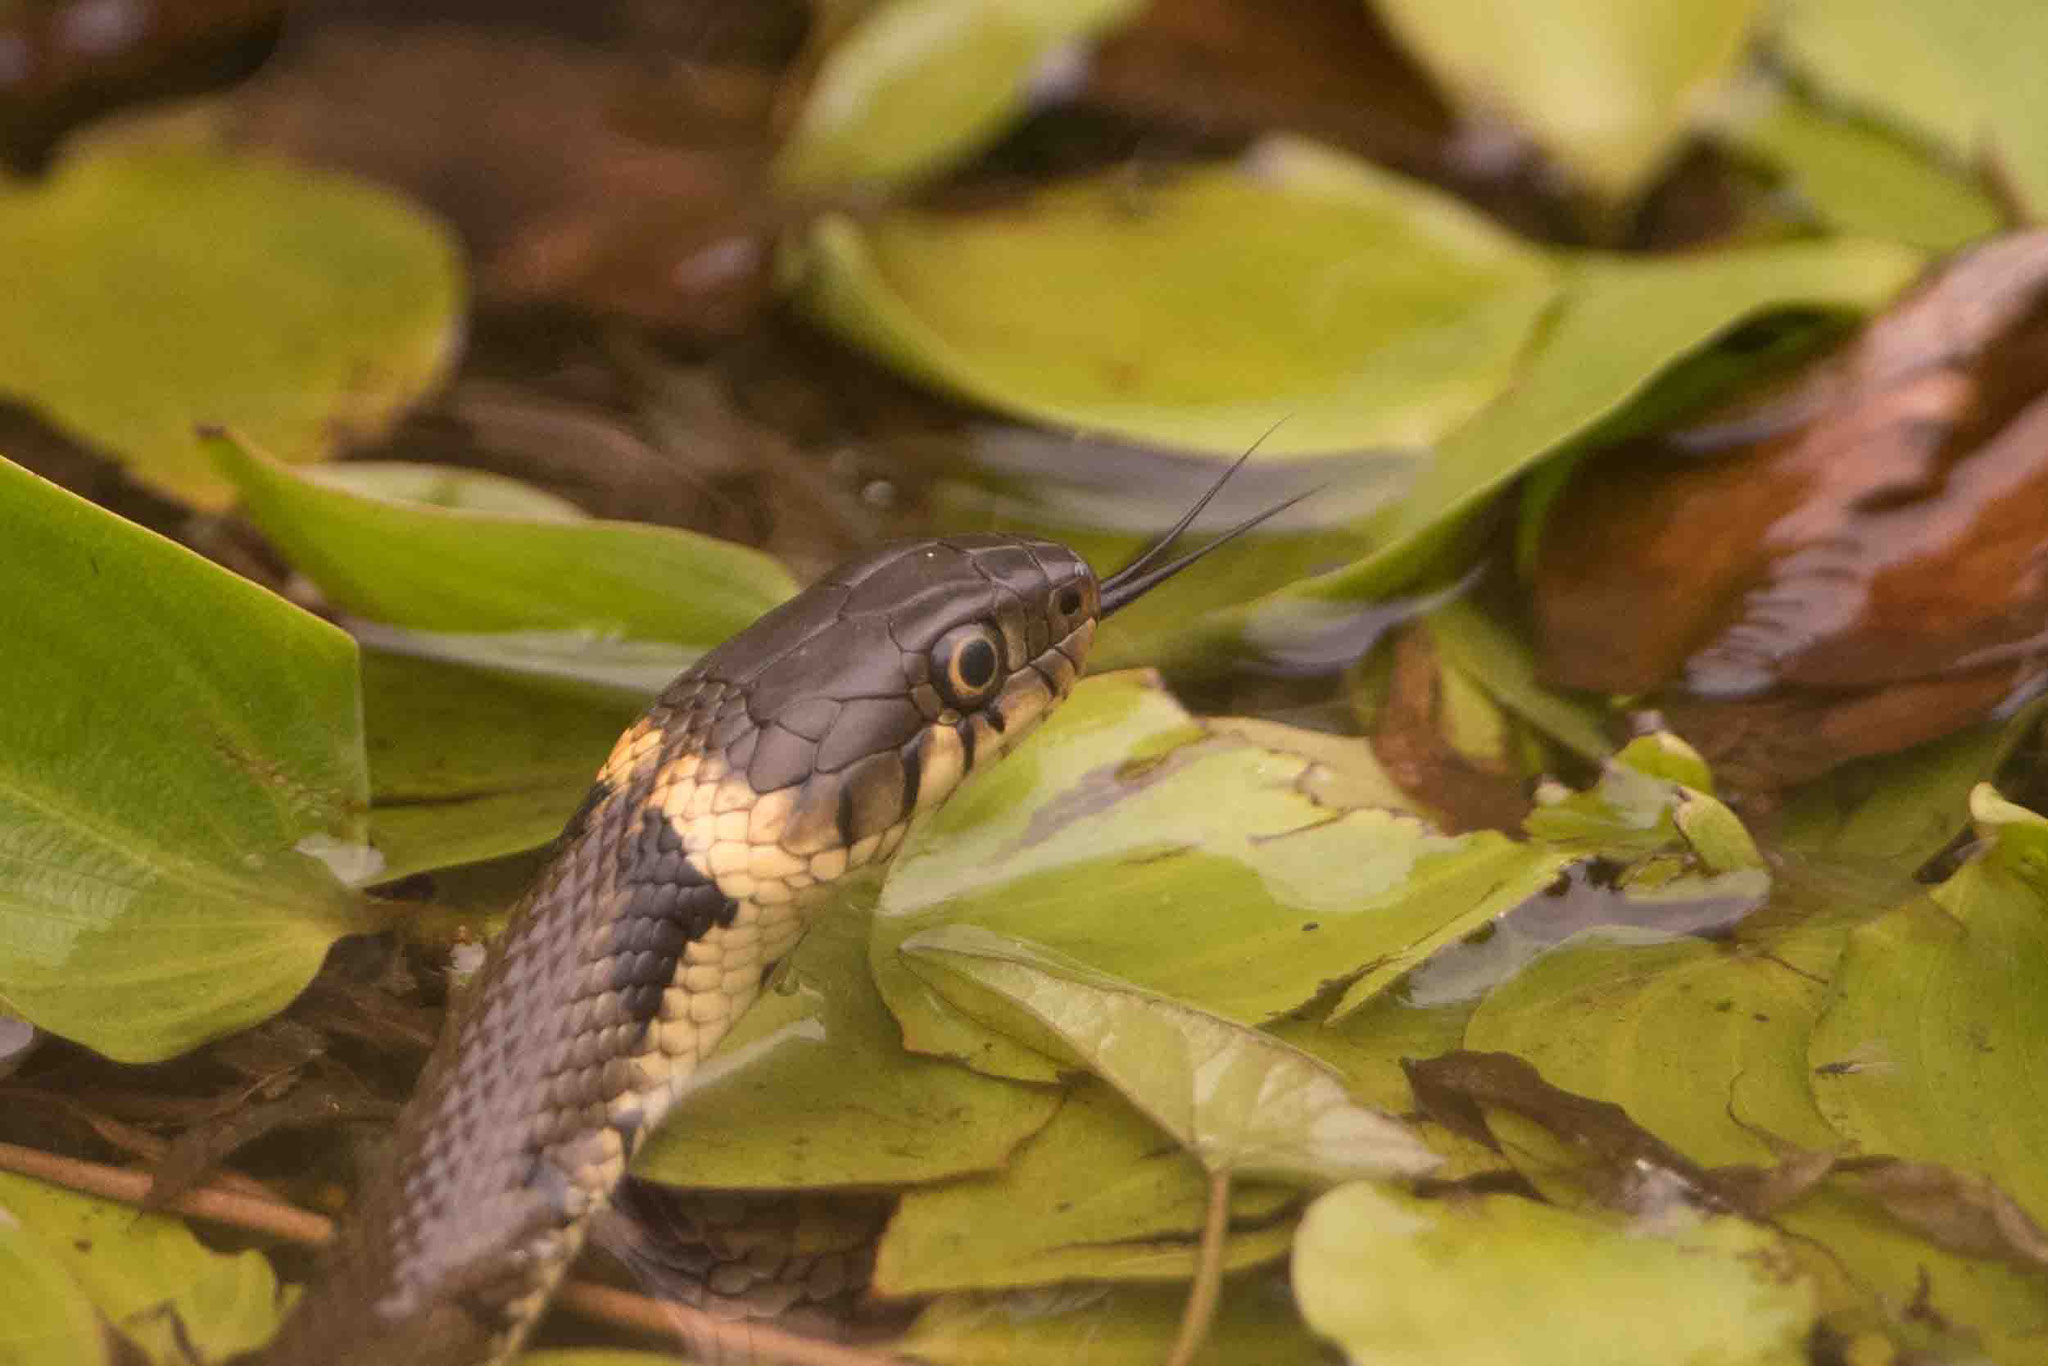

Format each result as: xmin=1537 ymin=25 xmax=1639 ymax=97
xmin=257 ymin=457 xmax=1291 ymax=1365
xmin=260 ymin=535 xmax=1102 ymax=1365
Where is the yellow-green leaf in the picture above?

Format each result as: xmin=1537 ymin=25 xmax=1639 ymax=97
xmin=0 ymin=147 xmax=460 ymax=507
xmin=787 ymin=136 xmax=1559 ymax=456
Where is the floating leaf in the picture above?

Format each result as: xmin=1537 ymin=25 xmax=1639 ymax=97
xmin=634 ymin=904 xmax=1059 ymax=1189
xmin=1240 ymin=237 xmax=1924 ymax=614
xmin=1374 ymin=0 xmax=1761 ymax=199
xmin=0 ymin=1173 xmax=283 ymax=1366
xmin=0 ymin=146 xmax=460 ymax=507
xmin=1293 ymin=1182 xmax=1815 ymax=1366
xmin=901 ymin=1279 xmax=1329 ymax=1366
xmin=1808 ymin=786 xmax=2048 ymax=1232
xmin=0 ymin=456 xmax=370 ymax=1060
xmin=1423 ymin=600 xmax=1613 ymax=763
xmin=874 ymin=1081 xmax=1296 ymax=1294
xmin=775 ymin=0 xmax=1147 ymax=191
xmin=1777 ymin=0 xmax=2048 ymax=218
xmin=872 ymin=672 xmax=1569 ymax=1071
xmin=900 ymin=926 xmax=1438 ymax=1185
xmin=788 ymin=136 xmax=1559 ymax=455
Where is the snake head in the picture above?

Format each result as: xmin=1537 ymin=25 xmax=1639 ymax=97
xmin=601 ymin=454 xmax=1301 ymax=889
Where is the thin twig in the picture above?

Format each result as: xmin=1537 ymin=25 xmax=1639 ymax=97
xmin=1162 ymin=1167 xmax=1232 ymax=1366
xmin=0 ymin=1141 xmax=908 ymax=1366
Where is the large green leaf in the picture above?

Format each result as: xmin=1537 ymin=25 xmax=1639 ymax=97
xmin=874 ymin=1080 xmax=1297 ymax=1295
xmin=1809 ymin=786 xmax=2048 ymax=1231
xmin=775 ymin=0 xmax=1146 ymax=192
xmin=870 ymin=672 xmax=1569 ymax=1077
xmin=633 ymin=903 xmax=1059 ymax=1189
xmin=1777 ymin=0 xmax=2048 ymax=218
xmin=1293 ymin=1182 xmax=1815 ymax=1366
xmin=1237 ymin=237 xmax=1925 ymax=618
xmin=205 ymin=434 xmax=796 ymax=650
xmin=0 ymin=457 xmax=370 ymax=1061
xmin=900 ymin=927 xmax=1438 ymax=1185
xmin=363 ymin=650 xmax=645 ymax=881
xmin=788 ymin=136 xmax=1560 ymax=456
xmin=0 ymin=1173 xmax=283 ymax=1366
xmin=0 ymin=147 xmax=460 ymax=508
xmin=1372 ymin=0 xmax=1761 ymax=199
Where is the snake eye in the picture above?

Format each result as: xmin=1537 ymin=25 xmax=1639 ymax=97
xmin=1055 ymin=585 xmax=1084 ymax=619
xmin=933 ymin=624 xmax=1003 ymax=708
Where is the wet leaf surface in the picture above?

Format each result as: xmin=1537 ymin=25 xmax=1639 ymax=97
xmin=0 ymin=144 xmax=460 ymax=507
xmin=1373 ymin=0 xmax=1761 ymax=200
xmin=1293 ymin=1180 xmax=1816 ymax=1366
xmin=789 ymin=135 xmax=1559 ymax=456
xmin=0 ymin=456 xmax=370 ymax=1061
xmin=0 ymin=1171 xmax=283 ymax=1365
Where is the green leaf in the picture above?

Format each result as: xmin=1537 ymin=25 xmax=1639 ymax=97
xmin=901 ymin=1280 xmax=1331 ymax=1366
xmin=1808 ymin=788 xmax=2048 ymax=1232
xmin=1242 ymin=237 xmax=1924 ymax=612
xmin=1724 ymin=91 xmax=2005 ymax=251
xmin=899 ymin=926 xmax=1439 ymax=1184
xmin=0 ymin=146 xmax=460 ymax=508
xmin=787 ymin=136 xmax=1560 ymax=456
xmin=0 ymin=1206 xmax=106 ymax=1366
xmin=1777 ymin=0 xmax=2048 ymax=218
xmin=1424 ymin=600 xmax=1614 ymax=763
xmin=1373 ymin=0 xmax=1761 ymax=200
xmin=0 ymin=456 xmax=369 ymax=1061
xmin=515 ymin=1353 xmax=702 ymax=1365
xmin=870 ymin=672 xmax=1569 ymax=1070
xmin=874 ymin=1080 xmax=1297 ymax=1294
xmin=363 ymin=651 xmax=644 ymax=881
xmin=204 ymin=432 xmax=796 ymax=648
xmin=0 ymin=1172 xmax=284 ymax=1366
xmin=633 ymin=902 xmax=1059 ymax=1189
xmin=775 ymin=0 xmax=1147 ymax=191
xmin=1293 ymin=1182 xmax=1816 ymax=1366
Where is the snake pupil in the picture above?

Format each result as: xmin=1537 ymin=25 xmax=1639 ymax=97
xmin=1056 ymin=586 xmax=1082 ymax=617
xmin=957 ymin=637 xmax=997 ymax=689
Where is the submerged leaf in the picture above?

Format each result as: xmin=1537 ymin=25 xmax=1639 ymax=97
xmin=0 ymin=456 xmax=369 ymax=1060
xmin=789 ymin=136 xmax=1559 ymax=455
xmin=900 ymin=925 xmax=1438 ymax=1185
xmin=1293 ymin=1182 xmax=1815 ymax=1366
xmin=0 ymin=146 xmax=460 ymax=508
